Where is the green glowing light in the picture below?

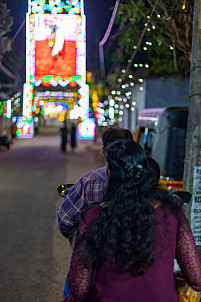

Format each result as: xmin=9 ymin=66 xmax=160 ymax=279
xmin=44 ymin=75 xmax=53 ymax=82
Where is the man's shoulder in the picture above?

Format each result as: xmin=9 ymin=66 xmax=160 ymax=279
xmin=82 ymin=167 xmax=106 ymax=183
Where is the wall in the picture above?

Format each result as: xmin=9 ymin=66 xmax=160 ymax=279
xmin=145 ymin=78 xmax=189 ymax=108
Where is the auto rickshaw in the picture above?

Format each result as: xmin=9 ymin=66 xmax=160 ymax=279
xmin=134 ymin=107 xmax=188 ymax=191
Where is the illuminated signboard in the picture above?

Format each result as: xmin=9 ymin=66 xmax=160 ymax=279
xmin=21 ymin=0 xmax=88 ymax=139
xmin=27 ymin=14 xmax=86 ymax=87
xmin=0 ymin=101 xmax=7 ymax=117
xmin=23 ymin=83 xmax=34 ymax=117
xmin=77 ymin=118 xmax=96 ymax=140
xmin=16 ymin=117 xmax=34 ymax=139
xmin=29 ymin=0 xmax=82 ymax=15
xmin=35 ymin=15 xmax=76 ymax=79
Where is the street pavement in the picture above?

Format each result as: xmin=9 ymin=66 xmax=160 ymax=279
xmin=0 ymin=126 xmax=105 ymax=302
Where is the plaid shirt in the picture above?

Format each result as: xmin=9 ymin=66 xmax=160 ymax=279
xmin=56 ymin=167 xmax=107 ymax=238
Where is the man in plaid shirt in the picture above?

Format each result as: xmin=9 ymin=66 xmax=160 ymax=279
xmin=56 ymin=127 xmax=133 ymax=239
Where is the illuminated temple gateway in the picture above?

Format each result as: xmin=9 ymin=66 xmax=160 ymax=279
xmin=19 ymin=0 xmax=90 ymax=138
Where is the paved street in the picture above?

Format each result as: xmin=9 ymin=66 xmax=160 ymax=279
xmin=0 ymin=126 xmax=104 ymax=302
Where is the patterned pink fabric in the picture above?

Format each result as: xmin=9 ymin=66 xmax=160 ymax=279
xmin=176 ymin=213 xmax=201 ymax=291
xmin=65 ymin=205 xmax=201 ymax=302
xmin=66 ymin=215 xmax=93 ymax=302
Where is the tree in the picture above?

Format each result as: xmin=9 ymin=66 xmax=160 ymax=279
xmin=0 ymin=46 xmax=25 ymax=96
xmin=183 ymin=0 xmax=201 ymax=252
xmin=103 ymin=0 xmax=194 ymax=88
xmin=0 ymin=1 xmax=14 ymax=96
xmin=0 ymin=2 xmax=24 ymax=96
xmin=0 ymin=2 xmax=13 ymax=63
xmin=0 ymin=2 xmax=13 ymax=135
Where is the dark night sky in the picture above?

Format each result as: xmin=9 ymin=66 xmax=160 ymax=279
xmin=4 ymin=0 xmax=116 ymax=76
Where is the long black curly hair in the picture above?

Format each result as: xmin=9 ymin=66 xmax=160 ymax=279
xmin=80 ymin=140 xmax=180 ymax=275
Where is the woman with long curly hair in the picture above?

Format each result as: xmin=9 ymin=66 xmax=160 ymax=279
xmin=63 ymin=140 xmax=201 ymax=302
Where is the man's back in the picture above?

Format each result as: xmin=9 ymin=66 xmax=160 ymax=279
xmin=56 ymin=167 xmax=107 ymax=238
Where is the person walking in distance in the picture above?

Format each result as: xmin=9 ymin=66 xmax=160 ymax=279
xmin=60 ymin=120 xmax=68 ymax=153
xmin=70 ymin=123 xmax=77 ymax=152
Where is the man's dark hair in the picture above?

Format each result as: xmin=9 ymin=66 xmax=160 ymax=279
xmin=101 ymin=127 xmax=133 ymax=149
xmin=146 ymin=156 xmax=160 ymax=181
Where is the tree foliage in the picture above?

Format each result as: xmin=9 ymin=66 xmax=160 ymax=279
xmin=105 ymin=0 xmax=193 ymax=85
xmin=0 ymin=3 xmax=24 ymax=99
xmin=0 ymin=2 xmax=13 ymax=62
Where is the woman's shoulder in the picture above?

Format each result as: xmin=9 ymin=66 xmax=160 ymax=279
xmin=154 ymin=202 xmax=179 ymax=225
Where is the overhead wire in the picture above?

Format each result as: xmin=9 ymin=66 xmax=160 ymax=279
xmin=11 ymin=19 xmax=26 ymax=45
xmin=99 ymin=0 xmax=120 ymax=78
xmin=0 ymin=19 xmax=26 ymax=79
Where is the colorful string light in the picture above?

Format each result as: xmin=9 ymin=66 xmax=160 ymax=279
xmin=29 ymin=0 xmax=81 ymax=15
